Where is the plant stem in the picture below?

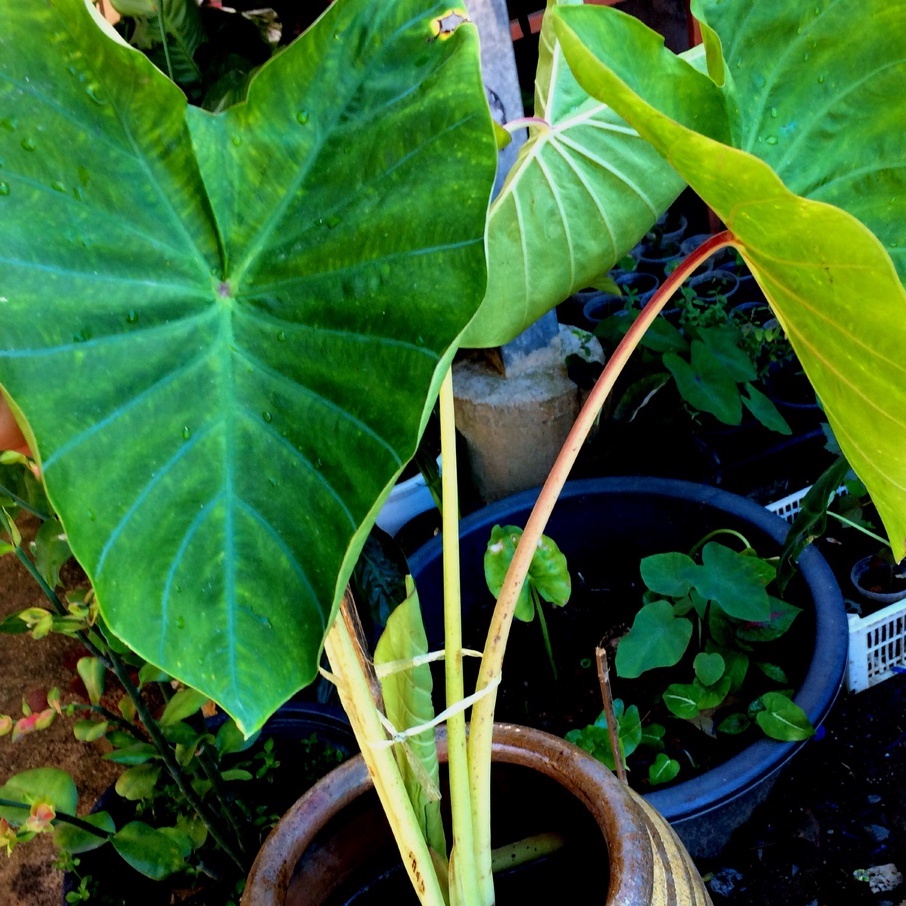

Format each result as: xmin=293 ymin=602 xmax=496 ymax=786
xmin=437 ymin=368 xmax=482 ymax=905
xmin=688 ymin=527 xmax=752 ymax=558
xmin=324 ymin=595 xmax=447 ymax=906
xmin=466 ymin=232 xmax=736 ymax=877
xmin=595 ymin=647 xmax=626 ymax=785
xmin=157 ymin=12 xmax=174 ymax=82
xmin=533 ymin=590 xmax=558 ymax=681
xmin=0 ymin=483 xmax=49 ymax=520
xmin=103 ymin=644 xmax=248 ymax=871
xmin=827 ymin=510 xmax=892 ymax=547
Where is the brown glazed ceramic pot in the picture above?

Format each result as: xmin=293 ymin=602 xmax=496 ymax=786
xmin=242 ymin=723 xmax=711 ymax=906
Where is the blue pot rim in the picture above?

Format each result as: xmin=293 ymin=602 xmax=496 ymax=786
xmin=407 ymin=476 xmax=847 ymax=824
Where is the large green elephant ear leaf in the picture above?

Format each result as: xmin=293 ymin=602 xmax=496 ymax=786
xmin=553 ymin=0 xmax=906 ymax=558
xmin=0 ymin=0 xmax=496 ymax=733
xmin=461 ymin=0 xmax=691 ymax=348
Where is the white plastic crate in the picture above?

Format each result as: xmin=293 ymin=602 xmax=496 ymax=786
xmin=845 ymin=604 xmax=906 ymax=692
xmin=765 ymin=485 xmax=906 ymax=693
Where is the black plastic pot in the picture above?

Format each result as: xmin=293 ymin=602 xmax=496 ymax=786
xmin=851 ymin=554 xmax=906 ymax=607
xmin=406 ymin=477 xmax=847 ymax=859
xmin=62 ymin=702 xmax=357 ymax=905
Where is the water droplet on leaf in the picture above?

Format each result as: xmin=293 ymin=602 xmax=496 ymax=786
xmin=766 ymin=136 xmax=778 ymax=145
xmin=85 ymin=84 xmax=106 ymax=105
xmin=0 ymin=182 xmax=8 ymax=197
xmin=277 ymin=330 xmax=286 ymax=342
xmin=770 ymin=107 xmax=778 ymax=118
xmin=262 ymin=411 xmax=272 ymax=423
xmin=20 ymin=137 xmax=36 ymax=152
xmin=126 ymin=310 xmax=139 ymax=324
xmin=296 ymin=110 xmax=310 ymax=125
xmin=182 ymin=426 xmax=191 ymax=440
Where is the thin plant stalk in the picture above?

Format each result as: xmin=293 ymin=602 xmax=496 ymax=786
xmin=0 ymin=797 xmax=110 ymax=839
xmin=103 ymin=644 xmax=249 ymax=870
xmin=466 ymin=232 xmax=735 ymax=882
xmin=437 ymin=369 xmax=481 ymax=904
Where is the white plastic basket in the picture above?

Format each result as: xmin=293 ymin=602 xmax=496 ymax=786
xmin=765 ymin=485 xmax=906 ymax=693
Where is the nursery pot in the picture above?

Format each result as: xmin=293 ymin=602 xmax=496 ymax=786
xmin=406 ymin=477 xmax=847 ymax=859
xmin=850 ymin=554 xmax=906 ymax=607
xmin=242 ymin=723 xmax=711 ymax=905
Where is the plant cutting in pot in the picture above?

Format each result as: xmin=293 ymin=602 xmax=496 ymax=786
xmin=1 ymin=0 xmax=906 ymax=904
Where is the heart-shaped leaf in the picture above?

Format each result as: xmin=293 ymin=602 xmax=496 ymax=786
xmin=693 ymin=651 xmax=725 ymax=686
xmin=0 ymin=0 xmax=496 ymax=732
xmin=662 ymin=682 xmax=703 ymax=720
xmin=553 ymin=0 xmax=906 ymax=559
xmin=696 ymin=543 xmax=772 ymax=622
xmin=639 ymin=551 xmax=698 ymax=598
xmin=484 ymin=524 xmax=571 ymax=622
xmin=648 ymin=753 xmax=680 ymax=786
xmin=615 ymin=599 xmax=692 ymax=678
xmin=664 ymin=343 xmax=743 ymax=424
xmin=462 ymin=0 xmax=687 ymax=346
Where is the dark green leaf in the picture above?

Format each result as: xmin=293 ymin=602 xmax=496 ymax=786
xmin=736 ymin=598 xmax=802 ymax=643
xmin=693 ymin=651 xmax=725 ymax=686
xmin=664 ymin=344 xmax=742 ymax=424
xmin=778 ymin=455 xmax=852 ymax=589
xmin=716 ymin=712 xmax=751 ymax=735
xmin=104 ymin=743 xmax=159 ymax=766
xmin=615 ymin=600 xmax=693 ymax=678
xmin=639 ymin=551 xmax=698 ymax=598
xmin=742 ymin=382 xmax=792 ymax=435
xmin=755 ymin=661 xmax=790 ymax=684
xmin=698 ymin=325 xmax=756 ymax=383
xmin=0 ymin=0 xmax=496 ymax=734
xmin=697 ymin=543 xmax=771 ymax=621
xmin=33 ymin=517 xmax=72 ymax=589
